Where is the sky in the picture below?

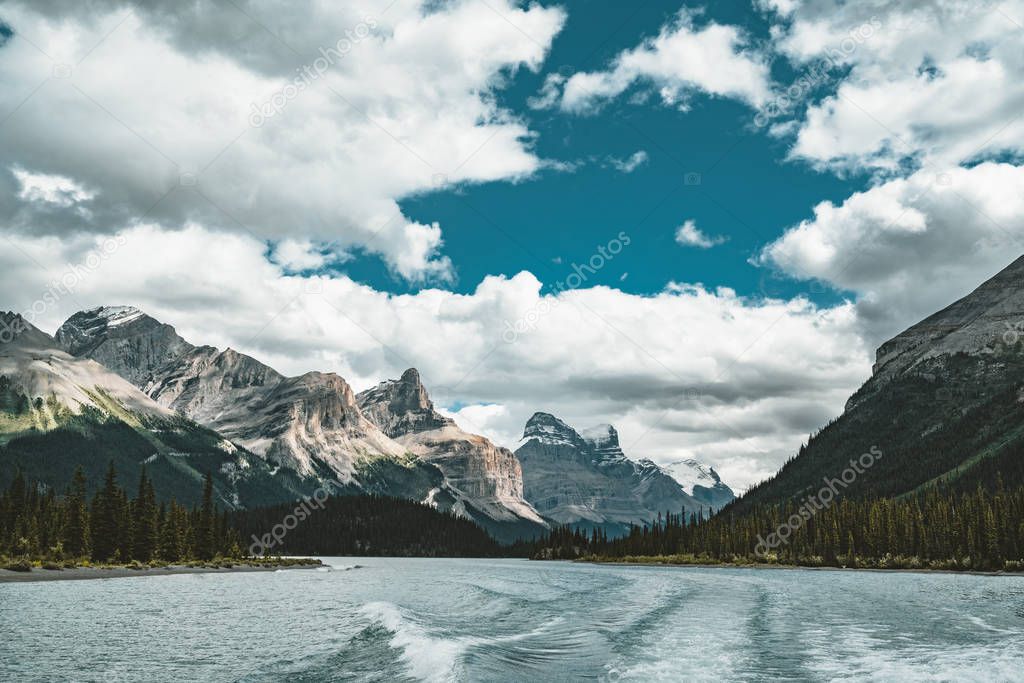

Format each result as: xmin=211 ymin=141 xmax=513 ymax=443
xmin=1 ymin=0 xmax=1023 ymax=491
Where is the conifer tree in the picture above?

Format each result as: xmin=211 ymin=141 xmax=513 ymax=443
xmin=63 ymin=466 xmax=90 ymax=558
xmin=196 ymin=472 xmax=216 ymax=560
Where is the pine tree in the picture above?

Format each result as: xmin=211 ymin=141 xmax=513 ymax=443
xmin=196 ymin=472 xmax=216 ymax=560
xmin=157 ymin=500 xmax=184 ymax=562
xmin=90 ymin=461 xmax=122 ymax=561
xmin=63 ymin=466 xmax=90 ymax=558
xmin=131 ymin=468 xmax=158 ymax=562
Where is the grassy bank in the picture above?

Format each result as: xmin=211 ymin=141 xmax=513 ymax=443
xmin=578 ymin=553 xmax=1024 ymax=573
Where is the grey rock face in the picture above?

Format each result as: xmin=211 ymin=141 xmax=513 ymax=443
xmin=515 ymin=412 xmax=712 ymax=530
xmin=1 ymin=314 xmax=298 ymax=508
xmin=848 ymin=254 xmax=1024 ymax=411
xmin=356 ymin=368 xmax=454 ymax=438
xmin=56 ymin=307 xmax=409 ymax=481
xmin=661 ymin=458 xmax=736 ymax=511
xmin=56 ymin=308 xmax=544 ymax=532
xmin=357 ymin=370 xmax=545 ymax=527
xmin=55 ymin=306 xmax=192 ymax=387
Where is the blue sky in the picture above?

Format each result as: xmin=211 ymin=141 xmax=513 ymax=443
xmin=2 ymin=0 xmax=1023 ymax=488
xmin=344 ymin=0 xmax=863 ymax=304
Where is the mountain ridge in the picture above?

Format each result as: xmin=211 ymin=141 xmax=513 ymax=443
xmin=56 ymin=306 xmax=546 ymax=539
xmin=734 ymin=255 xmax=1024 ymax=513
xmin=515 ymin=411 xmax=734 ymax=534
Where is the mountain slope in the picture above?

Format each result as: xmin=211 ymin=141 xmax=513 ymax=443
xmin=0 ymin=313 xmax=314 ymax=508
xmin=357 ymin=369 xmax=547 ymax=540
xmin=57 ymin=308 xmax=542 ymax=536
xmin=662 ymin=459 xmax=736 ymax=511
xmin=732 ymin=255 xmax=1024 ymax=513
xmin=514 ymin=413 xmax=721 ymax=535
xmin=57 ymin=307 xmax=414 ymax=482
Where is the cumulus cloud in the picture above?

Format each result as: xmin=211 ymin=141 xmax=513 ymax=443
xmin=675 ymin=220 xmax=727 ymax=249
xmin=559 ymin=9 xmax=771 ymax=114
xmin=770 ymin=0 xmax=1024 ymax=172
xmin=753 ymin=0 xmax=1024 ymax=357
xmin=0 ymin=225 xmax=869 ymax=490
xmin=0 ymin=0 xmax=566 ymax=281
xmin=759 ymin=162 xmax=1024 ymax=345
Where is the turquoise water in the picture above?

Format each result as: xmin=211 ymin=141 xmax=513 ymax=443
xmin=1 ymin=558 xmax=1023 ymax=682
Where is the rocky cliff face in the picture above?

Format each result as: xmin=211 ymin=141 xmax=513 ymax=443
xmin=852 ymin=254 xmax=1024 ymax=410
xmin=515 ymin=412 xmax=712 ymax=532
xmin=356 ymin=368 xmax=454 ymax=437
xmin=356 ymin=370 xmax=546 ymax=531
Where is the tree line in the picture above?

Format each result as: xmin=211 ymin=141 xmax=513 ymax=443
xmin=0 ymin=462 xmax=241 ymax=566
xmin=231 ymin=494 xmax=504 ymax=558
xmin=536 ymin=479 xmax=1024 ymax=572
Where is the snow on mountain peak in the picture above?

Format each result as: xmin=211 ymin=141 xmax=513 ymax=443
xmin=580 ymin=423 xmax=617 ymax=446
xmin=90 ymin=305 xmax=145 ymax=326
xmin=663 ymin=459 xmax=722 ymax=494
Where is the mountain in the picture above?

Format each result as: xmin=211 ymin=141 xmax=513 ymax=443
xmin=356 ymin=369 xmax=547 ymax=540
xmin=661 ymin=459 xmax=736 ymax=511
xmin=0 ymin=312 xmax=313 ymax=508
xmin=734 ymin=255 xmax=1024 ymax=513
xmin=57 ymin=307 xmax=544 ymax=539
xmin=514 ymin=413 xmax=726 ymax=535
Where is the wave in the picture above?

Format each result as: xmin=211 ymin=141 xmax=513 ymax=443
xmin=359 ymin=601 xmax=481 ymax=682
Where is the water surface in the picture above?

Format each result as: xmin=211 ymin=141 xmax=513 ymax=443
xmin=2 ymin=558 xmax=1022 ymax=681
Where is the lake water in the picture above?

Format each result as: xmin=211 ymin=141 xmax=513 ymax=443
xmin=1 ymin=558 xmax=1023 ymax=682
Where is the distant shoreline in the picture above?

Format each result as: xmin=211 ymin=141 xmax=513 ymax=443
xmin=576 ymin=558 xmax=1024 ymax=577
xmin=0 ymin=560 xmax=322 ymax=584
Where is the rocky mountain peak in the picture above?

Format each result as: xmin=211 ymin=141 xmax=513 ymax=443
xmin=355 ymin=368 xmax=453 ymax=438
xmin=521 ymin=412 xmax=586 ymax=447
xmin=56 ymin=305 xmax=192 ymax=386
xmin=580 ymin=423 xmax=630 ymax=465
xmin=580 ymin=423 xmax=618 ymax=446
xmin=1 ymin=313 xmax=61 ymax=350
xmin=400 ymin=367 xmax=423 ymax=385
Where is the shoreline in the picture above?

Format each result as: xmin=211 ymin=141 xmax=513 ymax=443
xmin=0 ymin=560 xmax=322 ymax=584
xmin=576 ymin=558 xmax=1024 ymax=577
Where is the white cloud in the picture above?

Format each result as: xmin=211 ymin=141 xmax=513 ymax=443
xmin=608 ymin=150 xmax=649 ymax=173
xmin=760 ymin=162 xmax=1024 ymax=345
xmin=0 ymin=0 xmax=567 ymax=281
xmin=772 ymin=0 xmax=1024 ymax=172
xmin=675 ymin=220 xmax=727 ymax=249
xmin=757 ymin=1 xmax=1024 ymax=356
xmin=0 ymin=225 xmax=870 ymax=491
xmin=560 ymin=9 xmax=771 ymax=114
xmin=526 ymin=72 xmax=565 ymax=110
xmin=12 ymin=167 xmax=95 ymax=207
xmin=269 ymin=239 xmax=349 ymax=272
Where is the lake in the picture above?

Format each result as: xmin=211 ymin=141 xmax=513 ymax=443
xmin=1 ymin=558 xmax=1022 ymax=681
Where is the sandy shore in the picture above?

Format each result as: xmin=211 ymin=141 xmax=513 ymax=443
xmin=0 ymin=562 xmax=321 ymax=583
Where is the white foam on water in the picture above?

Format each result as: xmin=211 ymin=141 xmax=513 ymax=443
xmin=360 ymin=601 xmax=477 ymax=683
xmin=804 ymin=624 xmax=1024 ymax=682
